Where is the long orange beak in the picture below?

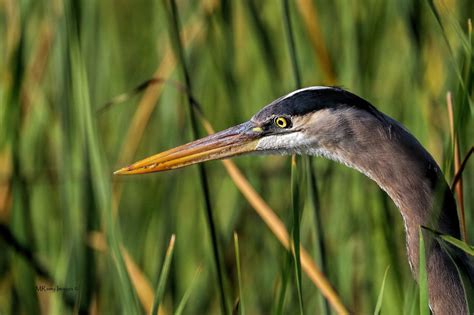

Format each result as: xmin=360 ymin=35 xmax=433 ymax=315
xmin=114 ymin=121 xmax=263 ymax=175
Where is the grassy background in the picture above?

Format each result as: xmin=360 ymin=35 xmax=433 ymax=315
xmin=0 ymin=0 xmax=473 ymax=314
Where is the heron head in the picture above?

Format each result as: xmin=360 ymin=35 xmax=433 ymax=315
xmin=114 ymin=86 xmax=381 ymax=175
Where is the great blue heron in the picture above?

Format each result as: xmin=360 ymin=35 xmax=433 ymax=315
xmin=115 ymin=86 xmax=470 ymax=314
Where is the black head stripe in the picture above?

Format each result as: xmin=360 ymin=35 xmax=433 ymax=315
xmin=252 ymin=87 xmax=385 ymax=123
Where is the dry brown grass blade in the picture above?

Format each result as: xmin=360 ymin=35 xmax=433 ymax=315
xmin=296 ymin=0 xmax=336 ymax=85
xmin=21 ymin=19 xmax=54 ymax=116
xmin=89 ymin=294 xmax=99 ymax=315
xmin=110 ymin=49 xmax=174 ymax=218
xmin=114 ymin=2 xmax=215 ymax=169
xmin=115 ymin=49 xmax=175 ymax=169
xmin=121 ymin=250 xmax=156 ymax=314
xmin=446 ymin=92 xmax=466 ymax=240
xmin=36 ymin=278 xmax=53 ymax=315
xmin=198 ymin=115 xmax=349 ymax=314
xmin=0 ymin=0 xmax=18 ymax=220
xmin=2 ymin=0 xmax=21 ymax=68
xmin=88 ymin=232 xmax=166 ymax=315
xmin=0 ymin=151 xmax=12 ymax=220
xmin=111 ymin=16 xmax=206 ymax=218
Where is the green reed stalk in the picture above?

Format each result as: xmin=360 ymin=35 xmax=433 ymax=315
xmin=151 ymin=235 xmax=175 ymax=315
xmin=163 ymin=1 xmax=229 ymax=314
xmin=281 ymin=0 xmax=304 ymax=313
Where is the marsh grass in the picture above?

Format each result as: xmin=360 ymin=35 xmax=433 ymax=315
xmin=418 ymin=229 xmax=429 ymax=315
xmin=0 ymin=1 xmax=473 ymax=314
xmin=151 ymin=234 xmax=175 ymax=315
xmin=233 ymin=232 xmax=245 ymax=315
xmin=164 ymin=0 xmax=229 ymax=313
xmin=373 ymin=265 xmax=390 ymax=315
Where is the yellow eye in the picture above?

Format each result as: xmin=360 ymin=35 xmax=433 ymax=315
xmin=274 ymin=116 xmax=289 ymax=128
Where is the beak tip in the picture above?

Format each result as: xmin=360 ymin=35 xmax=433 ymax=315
xmin=113 ymin=166 xmax=130 ymax=175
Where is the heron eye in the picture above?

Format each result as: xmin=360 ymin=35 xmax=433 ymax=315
xmin=274 ymin=116 xmax=289 ymax=128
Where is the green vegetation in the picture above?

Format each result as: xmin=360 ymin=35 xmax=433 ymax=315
xmin=0 ymin=0 xmax=472 ymax=314
xmin=418 ymin=229 xmax=429 ymax=315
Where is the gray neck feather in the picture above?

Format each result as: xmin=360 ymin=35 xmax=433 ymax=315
xmin=303 ymin=108 xmax=465 ymax=314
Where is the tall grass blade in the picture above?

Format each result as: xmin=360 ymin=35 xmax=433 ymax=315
xmin=7 ymin=5 xmax=40 ymax=314
xmin=274 ymin=253 xmax=293 ymax=315
xmin=163 ymin=1 xmax=228 ymax=314
xmin=233 ymin=232 xmax=245 ymax=315
xmin=282 ymin=1 xmax=335 ymax=313
xmin=446 ymin=92 xmax=467 ymax=240
xmin=418 ymin=229 xmax=429 ymax=315
xmin=290 ymin=156 xmax=304 ymax=315
xmin=437 ymin=238 xmax=474 ymax=313
xmin=282 ymin=0 xmax=304 ymax=313
xmin=307 ymin=159 xmax=330 ymax=315
xmin=439 ymin=234 xmax=474 ymax=256
xmin=373 ymin=266 xmax=390 ymax=315
xmin=295 ymin=0 xmax=336 ymax=85
xmin=65 ymin=1 xmax=139 ymax=312
xmin=241 ymin=0 xmax=280 ymax=92
xmin=88 ymin=231 xmax=155 ymax=313
xmin=152 ymin=234 xmax=176 ymax=315
xmin=174 ymin=267 xmax=202 ymax=315
xmin=422 ymin=226 xmax=474 ymax=313
xmin=281 ymin=0 xmax=301 ymax=88
xmin=113 ymin=17 xmax=205 ymax=170
xmin=426 ymin=0 xmax=472 ymax=110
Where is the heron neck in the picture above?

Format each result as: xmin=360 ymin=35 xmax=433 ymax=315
xmin=315 ymin=110 xmax=465 ymax=313
xmin=311 ymin=109 xmax=460 ymax=268
xmin=303 ymin=108 xmax=464 ymax=313
xmin=356 ymin=137 xmax=459 ymax=268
